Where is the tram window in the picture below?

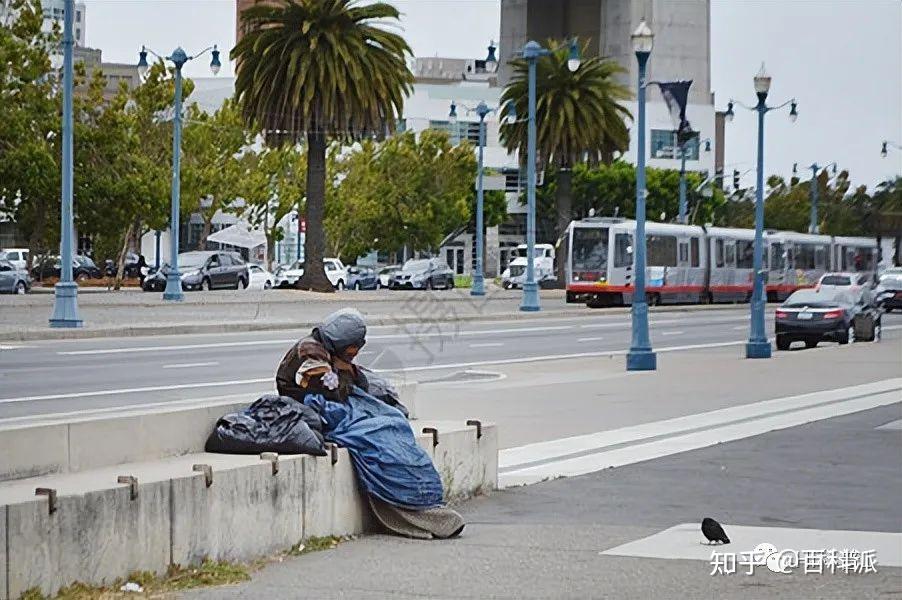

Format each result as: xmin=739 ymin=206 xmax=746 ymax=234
xmin=796 ymin=244 xmax=816 ymax=269
xmin=647 ymin=235 xmax=677 ymax=267
xmin=770 ymin=243 xmax=785 ymax=270
xmin=690 ymin=238 xmax=700 ymax=267
xmin=572 ymin=227 xmax=609 ymax=272
xmin=715 ymin=239 xmax=724 ymax=268
xmin=678 ymin=242 xmax=689 ymax=264
xmin=614 ymin=233 xmax=633 ymax=268
xmin=737 ymin=240 xmax=754 ymax=269
xmin=845 ymin=247 xmax=873 ymax=271
xmin=724 ymin=241 xmax=736 ymax=266
xmin=815 ymin=246 xmax=827 ymax=270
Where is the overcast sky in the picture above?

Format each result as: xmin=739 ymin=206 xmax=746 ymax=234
xmin=85 ymin=0 xmax=901 ymax=190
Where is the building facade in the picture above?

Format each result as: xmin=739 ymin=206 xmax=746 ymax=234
xmin=41 ymin=0 xmax=86 ymax=47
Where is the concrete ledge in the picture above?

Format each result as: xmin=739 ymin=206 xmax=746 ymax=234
xmin=0 ymin=384 xmax=417 ymax=482
xmin=0 ymin=420 xmax=496 ymax=599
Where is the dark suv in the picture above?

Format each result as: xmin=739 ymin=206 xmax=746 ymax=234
xmin=142 ymin=251 xmax=249 ymax=292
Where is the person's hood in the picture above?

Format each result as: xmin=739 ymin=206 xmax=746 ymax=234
xmin=314 ymin=308 xmax=367 ymax=354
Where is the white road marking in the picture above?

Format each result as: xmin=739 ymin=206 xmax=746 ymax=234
xmin=577 ymin=337 xmax=605 ymax=342
xmin=469 ymin=342 xmax=504 ymax=348
xmin=0 ymin=377 xmax=271 ymax=405
xmin=660 ymin=330 xmax=684 ymax=336
xmin=499 ymin=379 xmax=901 ymax=487
xmin=371 ymin=340 xmax=751 ymax=373
xmin=601 ymin=523 xmax=902 ymax=567
xmin=875 ymin=418 xmax=902 ymax=431
xmin=162 ymin=362 xmax=219 ymax=369
xmin=0 ymin=345 xmax=25 ymax=350
xmin=733 ymin=325 xmax=748 ymax=330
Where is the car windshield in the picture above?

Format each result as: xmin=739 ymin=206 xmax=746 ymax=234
xmin=820 ymin=275 xmax=851 ymax=286
xmin=179 ymin=253 xmax=212 ymax=269
xmin=380 ymin=266 xmax=398 ymax=274
xmin=287 ymin=261 xmax=304 ymax=270
xmin=572 ymin=228 xmax=609 ymax=272
xmin=879 ymin=275 xmax=902 ymax=288
xmin=76 ymin=256 xmax=97 ymax=268
xmin=784 ymin=289 xmax=850 ymax=308
xmin=402 ymin=259 xmax=430 ymax=272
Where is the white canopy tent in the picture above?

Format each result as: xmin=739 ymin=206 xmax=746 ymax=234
xmin=206 ymin=220 xmax=268 ymax=264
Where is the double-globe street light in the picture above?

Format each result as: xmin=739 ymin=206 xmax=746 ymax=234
xmin=881 ymin=141 xmax=902 ymax=158
xmin=625 ymin=20 xmax=656 ymax=371
xmin=792 ymin=161 xmax=837 ymax=234
xmin=137 ymin=44 xmax=221 ymax=301
xmin=516 ymin=38 xmax=580 ymax=312
xmin=724 ymin=64 xmax=798 ymax=359
xmin=449 ymin=99 xmax=495 ymax=296
xmin=49 ymin=0 xmax=81 ymax=327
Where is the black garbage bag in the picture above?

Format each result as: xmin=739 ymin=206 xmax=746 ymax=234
xmin=205 ymin=394 xmax=327 ymax=456
xmin=358 ymin=365 xmax=409 ymax=418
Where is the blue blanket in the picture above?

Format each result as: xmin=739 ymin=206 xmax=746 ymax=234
xmin=303 ymin=388 xmax=445 ymax=510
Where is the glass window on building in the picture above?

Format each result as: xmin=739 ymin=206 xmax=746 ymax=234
xmin=650 ymin=129 xmax=700 ymax=160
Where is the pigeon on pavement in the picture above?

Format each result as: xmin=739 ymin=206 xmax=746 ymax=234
xmin=701 ymin=517 xmax=730 ymax=544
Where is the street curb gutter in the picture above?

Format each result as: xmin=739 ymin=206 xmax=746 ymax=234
xmin=0 ymin=304 xmax=766 ymax=342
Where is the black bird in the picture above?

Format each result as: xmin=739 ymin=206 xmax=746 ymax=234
xmin=701 ymin=517 xmax=730 ymax=545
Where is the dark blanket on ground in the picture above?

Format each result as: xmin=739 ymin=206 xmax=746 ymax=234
xmin=303 ymin=388 xmax=444 ymax=509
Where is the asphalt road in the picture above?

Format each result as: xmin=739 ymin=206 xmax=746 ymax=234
xmin=1 ymin=307 xmax=900 ymax=419
xmin=184 ymin=403 xmax=902 ymax=599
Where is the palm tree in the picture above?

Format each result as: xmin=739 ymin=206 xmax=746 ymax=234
xmin=500 ymin=39 xmax=632 ymax=268
xmin=232 ymin=0 xmax=413 ymax=291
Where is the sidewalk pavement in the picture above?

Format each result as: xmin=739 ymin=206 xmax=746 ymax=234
xmin=181 ymin=339 xmax=902 ymax=599
xmin=0 ymin=287 xmax=759 ymax=341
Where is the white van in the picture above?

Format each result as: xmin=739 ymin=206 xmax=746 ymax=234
xmin=0 ymin=248 xmax=29 ymax=270
xmin=501 ymin=243 xmax=556 ymax=289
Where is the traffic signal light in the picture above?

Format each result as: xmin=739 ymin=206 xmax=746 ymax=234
xmin=733 ymin=169 xmax=740 ymax=190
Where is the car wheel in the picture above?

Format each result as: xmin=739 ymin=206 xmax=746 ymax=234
xmin=264 ymin=281 xmax=272 ymax=290
xmin=354 ymin=281 xmax=362 ymax=290
xmin=336 ymin=279 xmax=345 ymax=290
xmin=776 ymin=336 xmax=791 ymax=351
xmin=804 ymin=339 xmax=818 ymax=349
xmin=425 ymin=279 xmax=433 ymax=291
xmin=15 ymin=281 xmax=26 ymax=295
xmin=76 ymin=272 xmax=88 ymax=282
xmin=448 ymin=277 xmax=455 ymax=290
xmin=201 ymin=278 xmax=211 ymax=292
xmin=239 ymin=277 xmax=248 ymax=290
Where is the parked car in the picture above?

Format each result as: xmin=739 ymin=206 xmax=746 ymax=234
xmin=0 ymin=248 xmax=29 ymax=270
xmin=104 ymin=252 xmax=146 ymax=279
xmin=874 ymin=272 xmax=902 ymax=312
xmin=377 ymin=265 xmax=401 ymax=288
xmin=816 ymin=272 xmax=871 ymax=293
xmin=347 ymin=266 xmax=378 ymax=290
xmin=775 ymin=287 xmax=881 ymax=350
xmin=0 ymin=259 xmax=31 ymax=294
xmin=274 ymin=258 xmax=348 ymax=290
xmin=142 ymin=251 xmax=249 ymax=292
xmin=247 ymin=264 xmax=274 ymax=290
xmin=389 ymin=258 xmax=455 ymax=290
xmin=31 ymin=254 xmax=102 ymax=281
xmin=502 ymin=243 xmax=556 ymax=289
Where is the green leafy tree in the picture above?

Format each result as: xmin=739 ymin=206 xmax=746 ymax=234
xmin=0 ymin=0 xmax=60 ymax=266
xmin=500 ymin=38 xmax=632 ymax=277
xmin=232 ymin=0 xmax=413 ymax=291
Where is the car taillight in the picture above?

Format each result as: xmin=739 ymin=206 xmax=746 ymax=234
xmin=823 ymin=310 xmax=844 ymax=319
xmin=775 ymin=310 xmax=788 ymax=319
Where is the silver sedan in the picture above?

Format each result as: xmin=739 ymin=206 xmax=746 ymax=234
xmin=0 ymin=259 xmax=31 ymax=294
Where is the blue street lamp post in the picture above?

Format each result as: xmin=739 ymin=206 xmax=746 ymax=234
xmin=626 ymin=21 xmax=656 ymax=371
xmin=450 ymin=93 xmax=497 ymax=297
xmin=677 ymin=137 xmax=711 ymax=224
xmin=724 ymin=64 xmax=798 ymax=359
xmin=49 ymin=0 xmax=82 ymax=327
xmin=138 ymin=44 xmax=221 ymax=301
xmin=518 ymin=39 xmax=580 ymax=312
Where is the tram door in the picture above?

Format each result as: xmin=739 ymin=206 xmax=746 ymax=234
xmin=608 ymin=229 xmax=634 ymax=287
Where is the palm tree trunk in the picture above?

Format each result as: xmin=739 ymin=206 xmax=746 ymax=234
xmin=296 ymin=130 xmax=333 ymax=292
xmin=553 ymin=166 xmax=572 ymax=288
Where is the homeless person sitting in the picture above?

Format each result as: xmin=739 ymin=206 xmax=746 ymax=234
xmin=276 ymin=308 xmax=465 ymax=540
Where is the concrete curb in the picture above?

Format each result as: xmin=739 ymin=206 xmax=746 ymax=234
xmin=0 ymin=392 xmax=495 ymax=598
xmin=0 ymin=304 xmax=764 ymax=342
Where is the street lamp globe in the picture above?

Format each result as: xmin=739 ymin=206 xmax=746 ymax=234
xmin=630 ymin=20 xmax=654 ymax=54
xmin=567 ymin=38 xmax=581 ymax=72
xmin=753 ymin=62 xmax=771 ymax=95
xmin=485 ymin=41 xmax=498 ymax=74
xmin=137 ymin=46 xmax=149 ymax=78
xmin=881 ymin=142 xmax=888 ymax=158
xmin=448 ymin=101 xmax=457 ymax=124
xmin=789 ymin=100 xmax=798 ymax=123
xmin=210 ymin=45 xmax=222 ymax=76
xmin=704 ymin=139 xmax=712 ymax=152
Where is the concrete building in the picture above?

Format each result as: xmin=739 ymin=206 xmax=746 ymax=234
xmin=41 ymin=0 xmax=86 ymax=47
xmin=500 ymin=0 xmax=719 ymax=181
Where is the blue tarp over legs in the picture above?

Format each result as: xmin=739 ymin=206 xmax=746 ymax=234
xmin=304 ymin=388 xmax=445 ymax=510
